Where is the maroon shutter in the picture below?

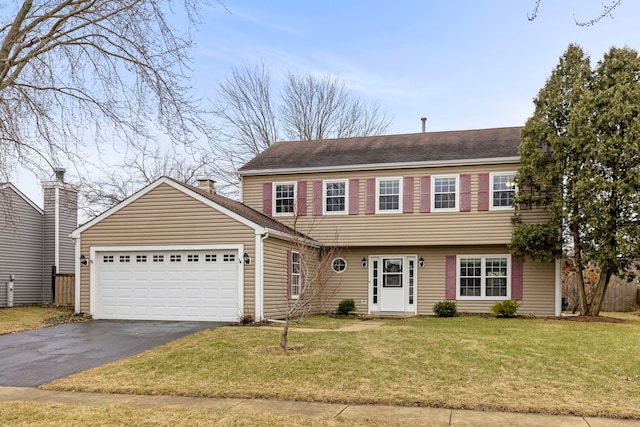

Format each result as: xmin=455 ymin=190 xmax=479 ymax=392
xmin=403 ymin=176 xmax=414 ymax=213
xmin=420 ymin=176 xmax=431 ymax=213
xmin=478 ymin=173 xmax=490 ymax=211
xmin=300 ymin=256 xmax=306 ymax=298
xmin=313 ymin=180 xmax=322 ymax=216
xmin=349 ymin=179 xmax=359 ymax=215
xmin=445 ymin=255 xmax=457 ymax=300
xmin=511 ymin=256 xmax=523 ymax=300
xmin=286 ymin=249 xmax=292 ymax=299
xmin=262 ymin=182 xmax=272 ymax=216
xmin=460 ymin=174 xmax=471 ymax=212
xmin=365 ymin=178 xmax=376 ymax=214
xmin=297 ymin=181 xmax=307 ymax=216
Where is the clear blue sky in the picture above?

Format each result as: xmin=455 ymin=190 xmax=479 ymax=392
xmin=17 ymin=0 xmax=640 ymax=206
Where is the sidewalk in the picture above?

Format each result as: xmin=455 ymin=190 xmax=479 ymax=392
xmin=1 ymin=386 xmax=638 ymax=427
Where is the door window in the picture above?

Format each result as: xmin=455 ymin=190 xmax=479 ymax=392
xmin=382 ymin=258 xmax=403 ymax=287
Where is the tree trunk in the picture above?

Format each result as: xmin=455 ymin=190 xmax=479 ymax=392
xmin=572 ymin=224 xmax=589 ymax=314
xmin=280 ymin=316 xmax=290 ymax=352
xmin=585 ymin=266 xmax=613 ymax=316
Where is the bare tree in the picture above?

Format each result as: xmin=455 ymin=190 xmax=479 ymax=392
xmin=528 ymin=0 xmax=623 ymax=26
xmin=280 ymin=72 xmax=391 ymax=141
xmin=80 ymin=141 xmax=218 ymax=217
xmin=212 ymin=63 xmax=392 ymax=195
xmin=0 ymin=0 xmax=216 ymax=184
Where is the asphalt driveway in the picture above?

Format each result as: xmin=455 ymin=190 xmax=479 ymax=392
xmin=0 ymin=320 xmax=228 ymax=387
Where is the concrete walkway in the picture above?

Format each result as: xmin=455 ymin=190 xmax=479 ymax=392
xmin=1 ymin=386 xmax=639 ymax=426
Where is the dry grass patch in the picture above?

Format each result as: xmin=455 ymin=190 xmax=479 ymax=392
xmin=287 ymin=314 xmax=362 ymax=329
xmin=46 ymin=314 xmax=640 ymax=419
xmin=0 ymin=402 xmax=425 ymax=427
xmin=0 ymin=305 xmax=85 ymax=334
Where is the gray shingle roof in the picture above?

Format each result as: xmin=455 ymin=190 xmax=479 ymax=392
xmin=238 ymin=126 xmax=522 ymax=173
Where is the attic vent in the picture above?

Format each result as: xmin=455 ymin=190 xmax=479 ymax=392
xmin=197 ymin=178 xmax=216 ymax=194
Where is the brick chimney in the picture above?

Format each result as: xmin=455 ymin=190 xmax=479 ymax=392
xmin=197 ymin=178 xmax=216 ymax=194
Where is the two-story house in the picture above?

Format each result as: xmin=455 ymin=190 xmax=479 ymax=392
xmin=72 ymin=127 xmax=560 ymax=322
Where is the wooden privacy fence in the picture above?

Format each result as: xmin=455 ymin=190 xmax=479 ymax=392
xmin=54 ymin=274 xmax=75 ymax=306
xmin=563 ymin=264 xmax=639 ymax=312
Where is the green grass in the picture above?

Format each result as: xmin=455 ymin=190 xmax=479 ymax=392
xmin=0 ymin=305 xmax=85 ymax=334
xmin=45 ymin=313 xmax=640 ymax=419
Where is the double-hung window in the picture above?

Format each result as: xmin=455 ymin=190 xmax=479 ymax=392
xmin=432 ymin=175 xmax=458 ymax=211
xmin=273 ymin=182 xmax=296 ymax=216
xmin=324 ymin=180 xmax=347 ymax=214
xmin=290 ymin=251 xmax=302 ymax=298
xmin=376 ymin=177 xmax=402 ymax=213
xmin=457 ymin=255 xmax=510 ymax=300
xmin=490 ymin=172 xmax=516 ymax=209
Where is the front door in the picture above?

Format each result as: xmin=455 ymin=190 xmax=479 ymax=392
xmin=370 ymin=255 xmax=416 ymax=313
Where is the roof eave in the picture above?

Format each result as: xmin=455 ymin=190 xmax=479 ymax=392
xmin=238 ymin=156 xmax=521 ymax=177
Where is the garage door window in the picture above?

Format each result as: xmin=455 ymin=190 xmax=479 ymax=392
xmin=187 ymin=254 xmax=199 ymax=262
xmin=170 ymin=255 xmax=181 ymax=262
xmin=103 ymin=255 xmax=114 ymax=263
xmin=205 ymin=254 xmax=217 ymax=262
xmin=120 ymin=255 xmax=130 ymax=263
xmin=136 ymin=255 xmax=147 ymax=263
xmin=223 ymin=254 xmax=235 ymax=262
xmin=153 ymin=255 xmax=164 ymax=262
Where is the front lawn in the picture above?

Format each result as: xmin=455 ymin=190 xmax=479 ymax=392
xmin=0 ymin=305 xmax=84 ymax=334
xmin=45 ymin=314 xmax=640 ymax=419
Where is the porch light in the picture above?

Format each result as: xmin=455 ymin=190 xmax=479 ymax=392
xmin=419 ymin=257 xmax=424 ymax=267
xmin=79 ymin=254 xmax=88 ymax=266
xmin=243 ymin=252 xmax=251 ymax=265
xmin=361 ymin=257 xmax=367 ymax=268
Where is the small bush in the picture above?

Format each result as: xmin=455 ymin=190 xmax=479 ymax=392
xmin=239 ymin=312 xmax=255 ymax=325
xmin=336 ymin=299 xmax=356 ymax=315
xmin=433 ymin=300 xmax=457 ymax=317
xmin=492 ymin=300 xmax=521 ymax=318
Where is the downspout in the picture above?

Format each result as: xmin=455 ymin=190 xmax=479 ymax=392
xmin=255 ymin=231 xmax=269 ymax=321
xmin=74 ymin=236 xmax=81 ymax=314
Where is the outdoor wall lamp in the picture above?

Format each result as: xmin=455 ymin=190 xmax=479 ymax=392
xmin=361 ymin=257 xmax=367 ymax=268
xmin=419 ymin=257 xmax=425 ymax=267
xmin=80 ymin=254 xmax=89 ymax=266
xmin=243 ymin=252 xmax=251 ymax=265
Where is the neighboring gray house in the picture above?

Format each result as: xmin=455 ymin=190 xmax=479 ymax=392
xmin=0 ymin=169 xmax=78 ymax=307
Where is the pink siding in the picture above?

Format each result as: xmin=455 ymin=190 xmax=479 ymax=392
xmin=511 ymin=256 xmax=523 ymax=300
xmin=460 ymin=174 xmax=471 ymax=212
xmin=445 ymin=255 xmax=456 ymax=300
xmin=349 ymin=179 xmax=359 ymax=215
xmin=365 ymin=178 xmax=375 ymax=215
xmin=297 ymin=180 xmax=307 ymax=216
xmin=313 ymin=180 xmax=322 ymax=216
xmin=403 ymin=176 xmax=414 ymax=213
xmin=262 ymin=182 xmax=272 ymax=216
xmin=420 ymin=176 xmax=430 ymax=213
xmin=478 ymin=173 xmax=490 ymax=211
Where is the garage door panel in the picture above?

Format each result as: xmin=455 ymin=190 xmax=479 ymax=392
xmin=96 ymin=249 xmax=240 ymax=321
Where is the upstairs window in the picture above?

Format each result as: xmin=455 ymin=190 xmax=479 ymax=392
xmin=273 ymin=182 xmax=296 ymax=215
xmin=432 ymin=175 xmax=458 ymax=211
xmin=324 ymin=180 xmax=347 ymax=214
xmin=376 ymin=178 xmax=402 ymax=213
xmin=491 ymin=172 xmax=516 ymax=209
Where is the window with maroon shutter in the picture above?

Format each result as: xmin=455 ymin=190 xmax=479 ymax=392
xmin=432 ymin=174 xmax=458 ymax=211
xmin=262 ymin=182 xmax=272 ymax=216
xmin=511 ymin=256 xmax=523 ymax=300
xmin=403 ymin=176 xmax=414 ymax=213
xmin=297 ymin=180 xmax=307 ymax=216
xmin=477 ymin=173 xmax=490 ymax=211
xmin=420 ymin=176 xmax=431 ymax=213
xmin=349 ymin=179 xmax=359 ymax=215
xmin=312 ymin=180 xmax=322 ymax=216
xmin=365 ymin=178 xmax=375 ymax=214
xmin=456 ymin=255 xmax=511 ymax=300
xmin=460 ymin=174 xmax=471 ymax=212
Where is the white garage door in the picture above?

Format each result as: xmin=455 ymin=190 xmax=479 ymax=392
xmin=95 ymin=249 xmax=240 ymax=321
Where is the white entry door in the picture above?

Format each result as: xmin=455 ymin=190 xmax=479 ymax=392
xmin=369 ymin=255 xmax=417 ymax=314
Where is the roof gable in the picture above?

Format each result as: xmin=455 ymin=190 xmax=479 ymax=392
xmin=0 ymin=183 xmax=44 ymax=215
xmin=72 ymin=177 xmax=313 ymax=243
xmin=238 ymin=126 xmax=521 ymax=174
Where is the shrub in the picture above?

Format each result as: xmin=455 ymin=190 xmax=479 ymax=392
xmin=238 ymin=312 xmax=255 ymax=325
xmin=336 ymin=299 xmax=356 ymax=315
xmin=433 ymin=300 xmax=457 ymax=317
xmin=491 ymin=300 xmax=521 ymax=318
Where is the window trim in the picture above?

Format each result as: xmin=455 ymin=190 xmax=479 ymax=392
xmin=375 ymin=177 xmax=403 ymax=214
xmin=431 ymin=174 xmax=459 ymax=212
xmin=456 ymin=254 xmax=511 ymax=301
xmin=290 ymin=250 xmax=302 ymax=299
xmin=331 ymin=257 xmax=347 ymax=273
xmin=272 ymin=181 xmax=297 ymax=217
xmin=322 ymin=179 xmax=349 ymax=215
xmin=489 ymin=172 xmax=517 ymax=211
